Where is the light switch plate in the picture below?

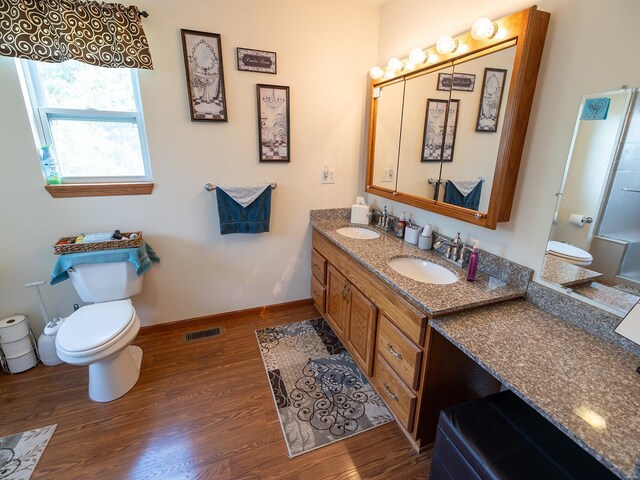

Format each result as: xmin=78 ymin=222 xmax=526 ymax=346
xmin=382 ymin=167 xmax=394 ymax=182
xmin=322 ymin=166 xmax=336 ymax=184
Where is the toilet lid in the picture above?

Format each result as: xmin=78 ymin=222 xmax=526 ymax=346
xmin=56 ymin=300 xmax=135 ymax=353
xmin=547 ymin=241 xmax=593 ymax=261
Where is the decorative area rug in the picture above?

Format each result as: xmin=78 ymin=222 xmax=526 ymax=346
xmin=0 ymin=425 xmax=56 ymax=480
xmin=256 ymin=317 xmax=393 ymax=457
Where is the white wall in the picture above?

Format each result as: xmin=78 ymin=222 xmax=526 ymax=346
xmin=0 ymin=0 xmax=379 ymax=332
xmin=369 ymin=0 xmax=640 ymax=271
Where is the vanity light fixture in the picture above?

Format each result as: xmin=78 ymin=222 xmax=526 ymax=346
xmin=436 ymin=35 xmax=458 ymax=55
xmin=369 ymin=66 xmax=384 ymax=80
xmin=408 ymin=48 xmax=427 ymax=65
xmin=387 ymin=57 xmax=403 ymax=73
xmin=471 ymin=17 xmax=498 ymax=40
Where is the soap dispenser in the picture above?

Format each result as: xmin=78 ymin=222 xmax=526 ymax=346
xmin=466 ymin=240 xmax=480 ymax=282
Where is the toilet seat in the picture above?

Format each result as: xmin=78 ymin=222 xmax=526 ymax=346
xmin=547 ymin=241 xmax=593 ymax=266
xmin=56 ymin=300 xmax=136 ymax=357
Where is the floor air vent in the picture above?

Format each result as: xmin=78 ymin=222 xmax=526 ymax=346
xmin=183 ymin=327 xmax=223 ymax=342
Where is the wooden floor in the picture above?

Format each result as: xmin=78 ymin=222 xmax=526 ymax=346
xmin=1 ymin=302 xmax=432 ymax=479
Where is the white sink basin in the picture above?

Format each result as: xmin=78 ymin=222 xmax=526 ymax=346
xmin=336 ymin=227 xmax=380 ymax=240
xmin=388 ymin=257 xmax=458 ymax=284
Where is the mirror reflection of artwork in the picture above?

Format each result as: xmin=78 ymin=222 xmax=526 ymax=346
xmin=540 ymin=88 xmax=640 ymax=315
xmin=422 ymin=99 xmax=459 ymax=162
xmin=181 ymin=29 xmax=228 ymax=122
xmin=476 ymin=68 xmax=507 ymax=132
xmin=257 ymin=84 xmax=290 ymax=162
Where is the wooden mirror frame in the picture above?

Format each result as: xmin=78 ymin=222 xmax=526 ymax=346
xmin=365 ymin=6 xmax=550 ymax=229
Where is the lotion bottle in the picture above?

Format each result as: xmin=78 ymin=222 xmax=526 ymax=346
xmin=466 ymin=240 xmax=480 ymax=282
xmin=397 ymin=212 xmax=406 ymax=238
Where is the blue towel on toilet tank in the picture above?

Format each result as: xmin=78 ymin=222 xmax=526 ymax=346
xmin=50 ymin=242 xmax=159 ymax=286
xmin=216 ymin=186 xmax=271 ymax=235
xmin=444 ymin=180 xmax=482 ymax=211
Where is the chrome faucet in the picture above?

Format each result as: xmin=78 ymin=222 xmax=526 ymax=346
xmin=369 ymin=206 xmax=396 ymax=232
xmin=433 ymin=232 xmax=466 ymax=265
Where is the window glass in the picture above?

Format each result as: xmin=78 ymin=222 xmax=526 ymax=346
xmin=20 ymin=59 xmax=151 ymax=183
xmin=35 ymin=60 xmax=136 ymax=111
xmin=50 ymin=118 xmax=145 ymax=177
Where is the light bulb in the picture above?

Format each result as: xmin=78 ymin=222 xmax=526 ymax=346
xmin=369 ymin=66 xmax=384 ymax=80
xmin=408 ymin=48 xmax=427 ymax=65
xmin=404 ymin=62 xmax=416 ymax=71
xmin=436 ymin=35 xmax=458 ymax=55
xmin=387 ymin=57 xmax=402 ymax=73
xmin=471 ymin=18 xmax=497 ymax=40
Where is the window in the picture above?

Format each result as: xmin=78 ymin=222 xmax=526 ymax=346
xmin=18 ymin=59 xmax=152 ymax=185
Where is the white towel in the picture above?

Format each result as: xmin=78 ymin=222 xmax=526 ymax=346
xmin=217 ymin=184 xmax=270 ymax=208
xmin=449 ymin=179 xmax=482 ymax=197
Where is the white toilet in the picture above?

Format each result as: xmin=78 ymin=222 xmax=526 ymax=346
xmin=546 ymin=240 xmax=593 ymax=266
xmin=56 ymin=262 xmax=144 ymax=402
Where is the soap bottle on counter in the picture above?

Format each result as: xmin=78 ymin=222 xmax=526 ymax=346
xmin=396 ymin=212 xmax=406 ymax=238
xmin=466 ymin=240 xmax=480 ymax=282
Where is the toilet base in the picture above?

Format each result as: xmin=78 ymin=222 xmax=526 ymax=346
xmin=89 ymin=345 xmax=143 ymax=402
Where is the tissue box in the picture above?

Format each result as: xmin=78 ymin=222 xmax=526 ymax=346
xmin=351 ymin=205 xmax=370 ymax=225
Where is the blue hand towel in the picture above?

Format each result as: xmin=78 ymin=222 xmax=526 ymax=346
xmin=51 ymin=242 xmax=159 ymax=286
xmin=444 ymin=180 xmax=482 ymax=211
xmin=216 ymin=187 xmax=271 ymax=235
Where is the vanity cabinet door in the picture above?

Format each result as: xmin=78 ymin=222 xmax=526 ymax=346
xmin=326 ymin=265 xmax=349 ymax=336
xmin=346 ymin=285 xmax=377 ymax=376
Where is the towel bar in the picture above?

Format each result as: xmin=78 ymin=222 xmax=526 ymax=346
xmin=204 ymin=182 xmax=277 ymax=192
xmin=428 ymin=177 xmax=485 ymax=185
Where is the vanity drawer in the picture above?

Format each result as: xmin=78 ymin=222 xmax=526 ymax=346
xmin=373 ymin=354 xmax=417 ymax=432
xmin=377 ymin=314 xmax=422 ymax=390
xmin=311 ymin=249 xmax=327 ymax=284
xmin=311 ymin=276 xmax=326 ymax=313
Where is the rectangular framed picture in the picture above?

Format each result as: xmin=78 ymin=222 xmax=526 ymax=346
xmin=257 ymin=84 xmax=290 ymax=162
xmin=237 ymin=47 xmax=277 ymax=74
xmin=437 ymin=73 xmax=476 ymax=92
xmin=476 ymin=68 xmax=507 ymax=132
xmin=422 ymin=99 xmax=459 ymax=162
xmin=181 ymin=29 xmax=228 ymax=122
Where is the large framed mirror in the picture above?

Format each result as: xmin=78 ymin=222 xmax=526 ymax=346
xmin=366 ymin=6 xmax=550 ymax=229
xmin=538 ymin=88 xmax=640 ymax=316
xmin=395 ymin=62 xmax=454 ymax=202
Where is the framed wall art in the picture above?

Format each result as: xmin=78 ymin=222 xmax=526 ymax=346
xmin=437 ymin=73 xmax=476 ymax=92
xmin=181 ymin=29 xmax=228 ymax=122
xmin=422 ymin=99 xmax=459 ymax=162
xmin=257 ymin=84 xmax=290 ymax=162
xmin=237 ymin=47 xmax=277 ymax=74
xmin=476 ymin=68 xmax=507 ymax=132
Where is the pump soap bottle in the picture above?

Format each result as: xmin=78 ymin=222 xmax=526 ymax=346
xmin=466 ymin=240 xmax=480 ymax=282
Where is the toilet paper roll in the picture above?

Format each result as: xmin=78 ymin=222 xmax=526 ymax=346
xmin=569 ymin=214 xmax=586 ymax=227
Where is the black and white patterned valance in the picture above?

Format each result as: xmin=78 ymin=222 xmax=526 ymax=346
xmin=0 ymin=0 xmax=153 ymax=69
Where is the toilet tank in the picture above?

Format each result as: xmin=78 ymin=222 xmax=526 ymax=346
xmin=67 ymin=262 xmax=143 ymax=303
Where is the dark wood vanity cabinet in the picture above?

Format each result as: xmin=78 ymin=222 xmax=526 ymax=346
xmin=312 ymin=230 xmax=501 ymax=451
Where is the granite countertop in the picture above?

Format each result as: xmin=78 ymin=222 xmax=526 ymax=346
xmin=541 ymin=254 xmax=603 ymax=287
xmin=311 ymin=214 xmax=527 ymax=316
xmin=431 ymin=300 xmax=640 ymax=480
xmin=573 ymin=281 xmax=640 ymax=314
